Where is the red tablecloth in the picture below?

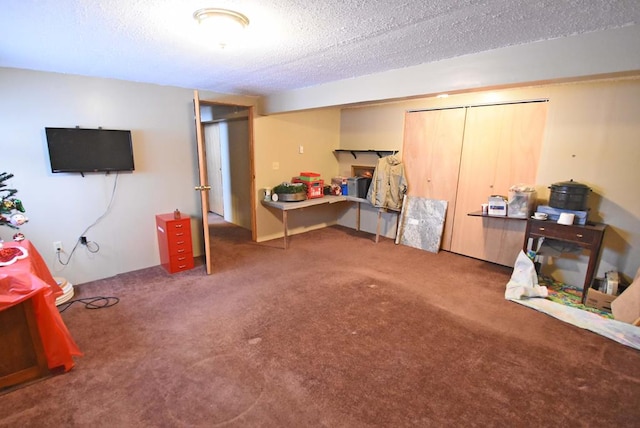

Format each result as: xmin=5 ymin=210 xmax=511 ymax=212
xmin=0 ymin=240 xmax=82 ymax=371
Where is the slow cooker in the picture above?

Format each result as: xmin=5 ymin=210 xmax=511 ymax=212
xmin=548 ymin=179 xmax=591 ymax=211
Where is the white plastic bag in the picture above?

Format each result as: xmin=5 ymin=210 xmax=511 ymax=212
xmin=505 ymin=250 xmax=548 ymax=300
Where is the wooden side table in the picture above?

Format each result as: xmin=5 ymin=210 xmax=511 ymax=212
xmin=0 ymin=298 xmax=49 ymax=389
xmin=1 ymin=240 xmax=82 ymax=389
xmin=523 ymin=219 xmax=607 ymax=303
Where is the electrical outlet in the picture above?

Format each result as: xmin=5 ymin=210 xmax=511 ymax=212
xmin=53 ymin=241 xmax=62 ymax=252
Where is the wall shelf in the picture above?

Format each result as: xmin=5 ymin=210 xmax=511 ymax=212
xmin=467 ymin=211 xmax=528 ymax=220
xmin=334 ymin=149 xmax=397 ymax=159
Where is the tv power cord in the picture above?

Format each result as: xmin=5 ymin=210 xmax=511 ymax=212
xmin=55 ymin=172 xmax=117 ymax=266
xmin=57 ymin=296 xmax=120 ymax=313
xmin=56 ymin=236 xmax=100 ymax=265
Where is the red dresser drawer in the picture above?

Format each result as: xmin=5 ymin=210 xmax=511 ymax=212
xmin=169 ymin=253 xmax=195 ymax=273
xmin=528 ymin=222 xmax=597 ymax=247
xmin=167 ymin=230 xmax=192 ymax=255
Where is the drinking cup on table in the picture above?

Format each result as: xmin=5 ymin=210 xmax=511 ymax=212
xmin=533 ymin=212 xmax=548 ymax=220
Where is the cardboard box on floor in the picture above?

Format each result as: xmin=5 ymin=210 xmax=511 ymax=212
xmin=586 ymin=286 xmax=616 ymax=312
xmin=611 ymin=267 xmax=640 ymax=325
xmin=586 ymin=277 xmax=619 ymax=312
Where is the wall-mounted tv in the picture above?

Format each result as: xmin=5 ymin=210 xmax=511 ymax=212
xmin=45 ymin=127 xmax=135 ymax=173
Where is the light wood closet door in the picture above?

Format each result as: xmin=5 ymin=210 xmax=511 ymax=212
xmin=402 ymin=108 xmax=465 ymax=250
xmin=450 ymin=102 xmax=547 ymax=266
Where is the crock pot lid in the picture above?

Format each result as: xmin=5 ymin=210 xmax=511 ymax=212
xmin=550 ymin=179 xmax=591 ymax=189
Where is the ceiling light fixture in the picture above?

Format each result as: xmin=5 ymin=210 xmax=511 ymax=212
xmin=193 ymin=8 xmax=250 ymax=49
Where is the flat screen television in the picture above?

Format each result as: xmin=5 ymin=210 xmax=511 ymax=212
xmin=45 ymin=127 xmax=135 ymax=173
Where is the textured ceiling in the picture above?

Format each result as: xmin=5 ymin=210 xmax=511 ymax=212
xmin=1 ymin=0 xmax=638 ymax=96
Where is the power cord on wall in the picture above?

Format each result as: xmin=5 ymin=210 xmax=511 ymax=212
xmin=56 ymin=172 xmax=118 ymax=266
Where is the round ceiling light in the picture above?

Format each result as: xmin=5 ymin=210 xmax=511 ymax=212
xmin=193 ymin=8 xmax=250 ymax=48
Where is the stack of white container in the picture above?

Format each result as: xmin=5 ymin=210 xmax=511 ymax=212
xmin=54 ymin=276 xmax=74 ymax=306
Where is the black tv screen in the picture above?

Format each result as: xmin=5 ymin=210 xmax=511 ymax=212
xmin=45 ymin=127 xmax=135 ymax=173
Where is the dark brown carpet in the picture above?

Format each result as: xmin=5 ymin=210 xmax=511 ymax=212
xmin=1 ymin=221 xmax=639 ymax=427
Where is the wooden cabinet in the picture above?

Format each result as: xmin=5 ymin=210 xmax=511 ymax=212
xmin=155 ymin=213 xmax=194 ymax=273
xmin=403 ymin=101 xmax=548 ymax=266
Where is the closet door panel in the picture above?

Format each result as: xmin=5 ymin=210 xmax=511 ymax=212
xmin=402 ymin=108 xmax=465 ymax=250
xmin=490 ymin=103 xmax=547 ymax=193
xmin=451 ymin=102 xmax=547 ymax=266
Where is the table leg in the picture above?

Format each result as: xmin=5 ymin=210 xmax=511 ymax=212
xmin=375 ymin=209 xmax=383 ymax=243
xmin=356 ymin=202 xmax=361 ymax=231
xmin=582 ymin=250 xmax=598 ymax=303
xmin=582 ymin=232 xmax=605 ymax=304
xmin=282 ymin=210 xmax=288 ymax=250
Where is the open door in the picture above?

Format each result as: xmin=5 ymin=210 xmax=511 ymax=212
xmin=193 ymin=90 xmax=212 ymax=274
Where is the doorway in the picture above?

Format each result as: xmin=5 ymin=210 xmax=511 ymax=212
xmin=202 ymin=114 xmax=252 ymax=229
xmin=194 ymin=93 xmax=256 ymax=274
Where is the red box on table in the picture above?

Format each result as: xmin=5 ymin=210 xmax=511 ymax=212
xmin=292 ymin=177 xmax=324 ymax=199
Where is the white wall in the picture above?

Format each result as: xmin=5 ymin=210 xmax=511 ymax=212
xmin=253 ymin=109 xmax=342 ymax=242
xmin=3 ymin=67 xmax=637 ymax=287
xmin=0 ymin=67 xmax=254 ymax=285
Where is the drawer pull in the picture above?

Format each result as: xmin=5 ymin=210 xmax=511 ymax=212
xmin=176 ymin=232 xmax=184 ymax=236
xmin=539 ymin=227 xmax=545 ymax=231
xmin=175 ymin=224 xmax=183 ymax=228
xmin=177 ymin=249 xmax=185 ymax=253
xmin=576 ymin=234 xmax=583 ymax=238
xmin=178 ymin=264 xmax=187 ymax=269
xmin=176 ymin=241 xmax=185 ymax=245
xmin=177 ymin=256 xmax=186 ymax=261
